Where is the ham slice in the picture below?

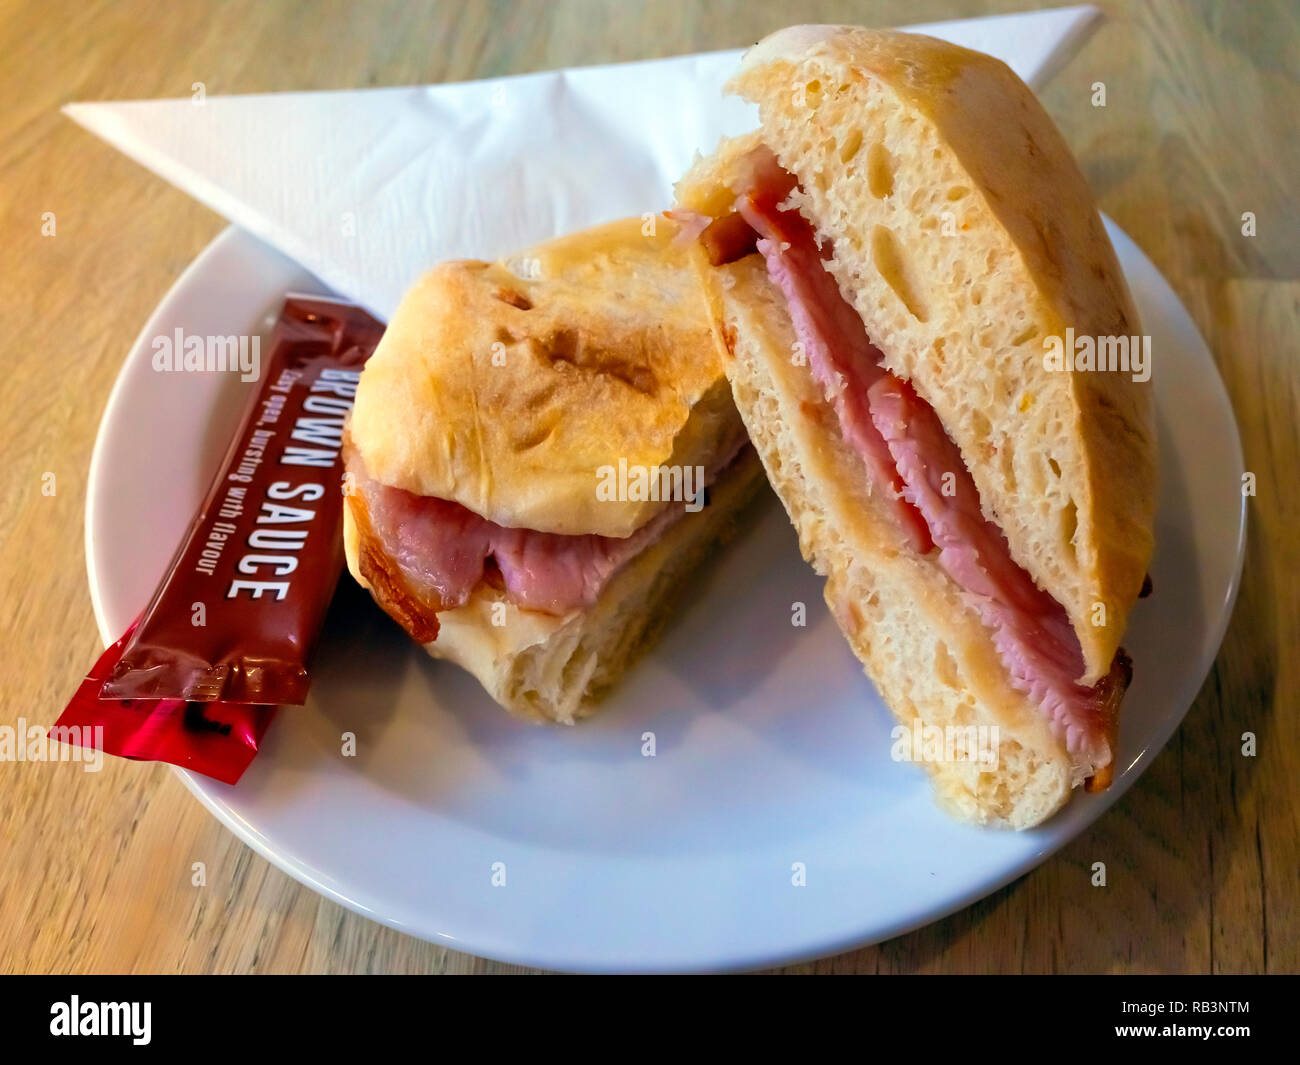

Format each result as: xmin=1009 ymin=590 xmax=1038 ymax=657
xmin=348 ymin=455 xmax=681 ymax=626
xmin=736 ymin=183 xmax=933 ymax=554
xmin=730 ymin=153 xmax=1126 ymax=767
xmin=869 ymin=377 xmax=1127 ymax=768
xmin=346 ymin=442 xmax=748 ymax=642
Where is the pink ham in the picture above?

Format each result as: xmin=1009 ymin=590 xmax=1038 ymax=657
xmin=869 ymin=377 xmax=1125 ymax=766
xmin=349 ymin=456 xmax=679 ymax=618
xmin=737 ymin=188 xmax=933 ymax=555
xmin=733 ymin=155 xmax=1125 ymax=766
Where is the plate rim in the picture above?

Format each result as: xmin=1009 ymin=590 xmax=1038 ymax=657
xmin=84 ymin=222 xmax=1248 ymax=972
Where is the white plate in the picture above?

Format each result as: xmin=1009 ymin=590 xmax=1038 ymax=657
xmin=86 ymin=221 xmax=1244 ymax=972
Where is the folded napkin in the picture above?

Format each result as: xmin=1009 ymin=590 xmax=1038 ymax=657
xmin=65 ymin=6 xmax=1099 ymax=320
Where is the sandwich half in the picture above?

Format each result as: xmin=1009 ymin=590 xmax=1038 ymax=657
xmin=675 ymin=26 xmax=1157 ymax=828
xmin=342 ymin=216 xmax=763 ymax=724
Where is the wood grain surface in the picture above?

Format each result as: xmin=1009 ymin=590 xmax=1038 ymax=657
xmin=1 ymin=0 xmax=1295 ymax=974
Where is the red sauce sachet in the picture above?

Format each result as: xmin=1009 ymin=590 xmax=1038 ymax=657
xmin=56 ymin=295 xmax=385 ymax=783
xmin=57 ymin=620 xmax=277 ymax=785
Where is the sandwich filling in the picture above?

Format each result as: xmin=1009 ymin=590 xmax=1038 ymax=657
xmin=345 ymin=443 xmax=749 ymax=644
xmin=700 ymin=148 xmax=1129 ymax=773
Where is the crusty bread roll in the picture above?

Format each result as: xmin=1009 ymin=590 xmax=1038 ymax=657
xmin=676 ymin=26 xmax=1156 ymax=827
xmin=706 ymin=254 xmax=1073 ymax=826
xmin=343 ymin=215 xmax=763 ymax=723
xmin=349 ymin=216 xmax=747 ymax=539
xmin=344 ymin=448 xmax=766 ymax=724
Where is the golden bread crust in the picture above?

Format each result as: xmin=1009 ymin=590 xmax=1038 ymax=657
xmin=349 ymin=216 xmax=744 ymax=537
xmin=681 ymin=25 xmax=1156 ymax=683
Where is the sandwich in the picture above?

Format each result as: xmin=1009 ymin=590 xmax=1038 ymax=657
xmin=674 ymin=26 xmax=1157 ymax=828
xmin=342 ymin=216 xmax=763 ymax=724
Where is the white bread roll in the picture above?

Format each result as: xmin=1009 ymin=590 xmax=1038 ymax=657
xmin=704 ymin=253 xmax=1072 ymax=826
xmin=344 ymin=449 xmax=766 ymax=724
xmin=349 ymin=216 xmax=747 ymax=539
xmin=343 ymin=216 xmax=763 ymax=722
xmin=679 ymin=26 xmax=1156 ymax=684
xmin=676 ymin=27 xmax=1156 ymax=827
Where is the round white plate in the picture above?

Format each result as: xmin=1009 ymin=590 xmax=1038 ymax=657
xmin=86 ymin=221 xmax=1244 ymax=972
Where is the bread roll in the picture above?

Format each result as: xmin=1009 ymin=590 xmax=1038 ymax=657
xmin=349 ymin=216 xmax=747 ymax=539
xmin=343 ymin=216 xmax=763 ymax=722
xmin=344 ymin=449 xmax=766 ymax=724
xmin=679 ymin=25 xmax=1156 ymax=683
xmin=676 ymin=27 xmax=1156 ymax=827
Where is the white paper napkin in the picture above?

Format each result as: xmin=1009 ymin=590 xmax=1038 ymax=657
xmin=65 ymin=6 xmax=1099 ymax=321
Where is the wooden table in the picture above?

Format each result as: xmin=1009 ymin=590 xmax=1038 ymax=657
xmin=2 ymin=0 xmax=1295 ymax=974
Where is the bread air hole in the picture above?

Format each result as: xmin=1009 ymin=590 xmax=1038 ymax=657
xmin=1061 ymin=499 xmax=1078 ymax=561
xmin=872 ymin=225 xmax=929 ymax=323
xmin=867 ymin=141 xmax=895 ymax=198
xmin=839 ymin=128 xmax=864 ymax=163
xmin=934 ymin=641 xmax=960 ymax=689
xmin=971 ymin=412 xmax=992 ymax=458
xmin=493 ymin=287 xmax=533 ymax=310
